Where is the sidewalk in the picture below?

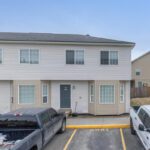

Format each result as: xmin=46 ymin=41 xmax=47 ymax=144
xmin=67 ymin=115 xmax=129 ymax=125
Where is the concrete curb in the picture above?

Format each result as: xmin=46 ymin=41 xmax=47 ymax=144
xmin=66 ymin=124 xmax=130 ymax=129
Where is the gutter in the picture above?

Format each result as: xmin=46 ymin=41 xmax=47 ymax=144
xmin=0 ymin=40 xmax=135 ymax=47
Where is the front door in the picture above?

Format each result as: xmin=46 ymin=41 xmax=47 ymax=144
xmin=60 ymin=85 xmax=71 ymax=108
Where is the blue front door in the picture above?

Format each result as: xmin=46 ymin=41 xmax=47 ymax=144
xmin=60 ymin=85 xmax=71 ymax=108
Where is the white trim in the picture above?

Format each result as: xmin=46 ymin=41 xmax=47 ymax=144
xmin=19 ymin=49 xmax=39 ymax=64
xmin=60 ymin=83 xmax=72 ymax=109
xmin=89 ymin=84 xmax=94 ymax=103
xmin=42 ymin=83 xmax=49 ymax=104
xmin=99 ymin=84 xmax=115 ymax=104
xmin=18 ymin=84 xmax=35 ymax=105
xmin=100 ymin=50 xmax=119 ymax=66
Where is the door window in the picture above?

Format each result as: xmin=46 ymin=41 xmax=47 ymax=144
xmin=40 ymin=111 xmax=50 ymax=125
xmin=138 ymin=108 xmax=146 ymax=123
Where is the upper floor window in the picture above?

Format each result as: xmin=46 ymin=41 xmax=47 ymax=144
xmin=135 ymin=69 xmax=141 ymax=76
xmin=100 ymin=51 xmax=118 ymax=65
xmin=0 ymin=49 xmax=3 ymax=64
xmin=66 ymin=50 xmax=84 ymax=65
xmin=20 ymin=49 xmax=39 ymax=64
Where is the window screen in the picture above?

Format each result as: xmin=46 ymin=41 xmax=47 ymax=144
xmin=0 ymin=49 xmax=2 ymax=64
xmin=30 ymin=50 xmax=39 ymax=64
xmin=101 ymin=51 xmax=109 ymax=65
xmin=19 ymin=85 xmax=35 ymax=104
xmin=75 ymin=50 xmax=84 ymax=64
xmin=110 ymin=51 xmax=118 ymax=65
xmin=100 ymin=85 xmax=114 ymax=104
xmin=20 ymin=49 xmax=29 ymax=63
xmin=66 ymin=50 xmax=74 ymax=64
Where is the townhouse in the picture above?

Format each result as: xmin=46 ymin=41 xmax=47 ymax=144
xmin=132 ymin=51 xmax=150 ymax=88
xmin=0 ymin=32 xmax=135 ymax=115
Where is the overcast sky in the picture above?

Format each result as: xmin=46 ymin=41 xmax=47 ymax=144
xmin=0 ymin=0 xmax=149 ymax=60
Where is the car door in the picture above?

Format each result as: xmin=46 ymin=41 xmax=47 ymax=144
xmin=39 ymin=111 xmax=54 ymax=145
xmin=141 ymin=112 xmax=150 ymax=149
xmin=49 ymin=109 xmax=62 ymax=134
xmin=136 ymin=109 xmax=149 ymax=148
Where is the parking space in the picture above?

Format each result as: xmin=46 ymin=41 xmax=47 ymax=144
xmin=44 ymin=128 xmax=144 ymax=150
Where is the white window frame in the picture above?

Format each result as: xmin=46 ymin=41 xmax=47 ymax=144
xmin=120 ymin=82 xmax=125 ymax=103
xmin=42 ymin=84 xmax=49 ymax=104
xmin=18 ymin=84 xmax=35 ymax=104
xmin=0 ymin=49 xmax=3 ymax=64
xmin=135 ymin=69 xmax=141 ymax=76
xmin=66 ymin=50 xmax=84 ymax=65
xmin=100 ymin=50 xmax=119 ymax=65
xmin=99 ymin=84 xmax=115 ymax=104
xmin=90 ymin=84 xmax=94 ymax=103
xmin=20 ymin=49 xmax=39 ymax=64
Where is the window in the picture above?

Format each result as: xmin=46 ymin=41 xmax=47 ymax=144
xmin=0 ymin=49 xmax=2 ymax=64
xmin=42 ymin=84 xmax=48 ymax=104
xmin=138 ymin=81 xmax=143 ymax=88
xmin=90 ymin=84 xmax=94 ymax=103
xmin=100 ymin=85 xmax=115 ymax=104
xmin=20 ymin=49 xmax=39 ymax=64
xmin=100 ymin=51 xmax=118 ymax=65
xmin=143 ymin=113 xmax=150 ymax=128
xmin=138 ymin=108 xmax=146 ymax=123
xmin=66 ymin=50 xmax=84 ymax=64
xmin=120 ymin=82 xmax=125 ymax=103
xmin=40 ymin=111 xmax=50 ymax=125
xmin=135 ymin=69 xmax=141 ymax=76
xmin=48 ymin=108 xmax=57 ymax=119
xmin=19 ymin=85 xmax=35 ymax=104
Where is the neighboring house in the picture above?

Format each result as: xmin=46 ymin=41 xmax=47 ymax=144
xmin=132 ymin=51 xmax=150 ymax=88
xmin=0 ymin=32 xmax=135 ymax=115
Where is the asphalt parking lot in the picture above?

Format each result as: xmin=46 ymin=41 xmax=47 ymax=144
xmin=44 ymin=128 xmax=144 ymax=150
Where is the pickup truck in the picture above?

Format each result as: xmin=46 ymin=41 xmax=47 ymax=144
xmin=130 ymin=105 xmax=150 ymax=150
xmin=0 ymin=107 xmax=66 ymax=150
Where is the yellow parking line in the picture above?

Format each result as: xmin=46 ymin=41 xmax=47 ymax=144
xmin=120 ymin=128 xmax=126 ymax=150
xmin=66 ymin=124 xmax=130 ymax=129
xmin=63 ymin=129 xmax=77 ymax=150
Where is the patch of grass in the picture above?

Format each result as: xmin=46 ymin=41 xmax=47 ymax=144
xmin=131 ymin=97 xmax=150 ymax=106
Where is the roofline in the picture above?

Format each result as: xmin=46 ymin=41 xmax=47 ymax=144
xmin=0 ymin=40 xmax=135 ymax=47
xmin=132 ymin=51 xmax=150 ymax=63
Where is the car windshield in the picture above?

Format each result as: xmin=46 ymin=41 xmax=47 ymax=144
xmin=0 ymin=115 xmax=39 ymax=129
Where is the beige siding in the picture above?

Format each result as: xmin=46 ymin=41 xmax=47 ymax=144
xmin=132 ymin=52 xmax=150 ymax=87
xmin=0 ymin=43 xmax=132 ymax=80
xmin=94 ymin=80 xmax=126 ymax=115
xmin=11 ymin=80 xmax=51 ymax=110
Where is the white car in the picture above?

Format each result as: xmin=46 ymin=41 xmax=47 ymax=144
xmin=130 ymin=105 xmax=150 ymax=150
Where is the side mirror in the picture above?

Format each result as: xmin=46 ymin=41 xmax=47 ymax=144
xmin=139 ymin=124 xmax=145 ymax=131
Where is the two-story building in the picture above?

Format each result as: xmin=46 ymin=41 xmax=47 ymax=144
xmin=132 ymin=51 xmax=150 ymax=88
xmin=0 ymin=32 xmax=135 ymax=115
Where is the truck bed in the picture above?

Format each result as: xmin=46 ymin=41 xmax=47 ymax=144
xmin=0 ymin=129 xmax=36 ymax=149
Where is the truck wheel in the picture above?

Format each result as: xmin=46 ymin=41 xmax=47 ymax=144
xmin=59 ymin=119 xmax=66 ymax=133
xmin=130 ymin=118 xmax=136 ymax=135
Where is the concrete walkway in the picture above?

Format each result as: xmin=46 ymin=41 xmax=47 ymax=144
xmin=67 ymin=115 xmax=129 ymax=125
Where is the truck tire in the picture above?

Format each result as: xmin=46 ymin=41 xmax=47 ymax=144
xmin=59 ymin=119 xmax=66 ymax=133
xmin=130 ymin=117 xmax=136 ymax=135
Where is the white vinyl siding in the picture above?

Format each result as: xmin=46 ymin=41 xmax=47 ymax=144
xmin=0 ymin=49 xmax=3 ymax=64
xmin=20 ymin=49 xmax=39 ymax=64
xmin=100 ymin=85 xmax=115 ymax=104
xmin=66 ymin=50 xmax=84 ymax=64
xmin=101 ymin=51 xmax=118 ymax=65
xmin=42 ymin=84 xmax=48 ymax=104
xmin=120 ymin=82 xmax=125 ymax=103
xmin=19 ymin=85 xmax=35 ymax=104
xmin=90 ymin=84 xmax=94 ymax=103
